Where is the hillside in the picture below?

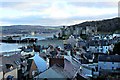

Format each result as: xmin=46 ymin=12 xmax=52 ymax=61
xmin=1 ymin=25 xmax=60 ymax=35
xmin=68 ymin=17 xmax=120 ymax=33
xmin=1 ymin=17 xmax=120 ymax=35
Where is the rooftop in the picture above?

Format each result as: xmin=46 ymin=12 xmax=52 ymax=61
xmin=98 ymin=55 xmax=120 ymax=62
xmin=35 ymin=57 xmax=81 ymax=79
xmin=1 ymin=53 xmax=26 ymax=73
xmin=30 ymin=53 xmax=47 ymax=73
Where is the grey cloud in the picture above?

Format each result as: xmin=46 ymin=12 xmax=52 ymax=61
xmin=70 ymin=2 xmax=118 ymax=8
xmin=1 ymin=13 xmax=118 ymax=26
xmin=1 ymin=2 xmax=23 ymax=7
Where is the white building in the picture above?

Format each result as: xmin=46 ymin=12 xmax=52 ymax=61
xmin=98 ymin=55 xmax=120 ymax=71
xmin=88 ymin=40 xmax=109 ymax=54
xmin=21 ymin=50 xmax=35 ymax=56
xmin=88 ymin=46 xmax=109 ymax=53
xmin=80 ymin=65 xmax=93 ymax=77
xmin=113 ymin=33 xmax=120 ymax=38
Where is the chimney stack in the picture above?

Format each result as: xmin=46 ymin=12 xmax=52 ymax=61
xmin=49 ymin=57 xmax=64 ymax=68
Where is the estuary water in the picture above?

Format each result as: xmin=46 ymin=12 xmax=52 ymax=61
xmin=0 ymin=33 xmax=64 ymax=53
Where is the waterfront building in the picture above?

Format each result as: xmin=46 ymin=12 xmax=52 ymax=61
xmin=98 ymin=55 xmax=120 ymax=76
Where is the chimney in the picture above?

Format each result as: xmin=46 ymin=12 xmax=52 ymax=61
xmin=49 ymin=57 xmax=64 ymax=68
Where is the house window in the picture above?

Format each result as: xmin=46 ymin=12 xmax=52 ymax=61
xmin=112 ymin=62 xmax=114 ymax=64
xmin=106 ymin=47 xmax=107 ymax=49
xmin=32 ymin=71 xmax=35 ymax=76
xmin=97 ymin=49 xmax=99 ymax=52
xmin=112 ymin=67 xmax=114 ymax=70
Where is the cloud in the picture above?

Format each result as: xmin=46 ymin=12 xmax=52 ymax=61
xmin=71 ymin=2 xmax=118 ymax=8
xmin=0 ymin=0 xmax=119 ymax=26
xmin=1 ymin=13 xmax=117 ymax=26
xmin=0 ymin=0 xmax=119 ymax=2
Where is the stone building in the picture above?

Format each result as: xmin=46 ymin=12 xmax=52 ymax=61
xmin=60 ymin=26 xmax=97 ymax=38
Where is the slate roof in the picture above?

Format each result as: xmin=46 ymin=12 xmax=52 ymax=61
xmin=63 ymin=58 xmax=80 ymax=78
xmin=2 ymin=54 xmax=20 ymax=72
xmin=2 ymin=53 xmax=27 ymax=73
xmin=98 ymin=55 xmax=120 ymax=62
xmin=64 ymin=44 xmax=72 ymax=50
xmin=78 ymin=41 xmax=86 ymax=47
xmin=88 ymin=40 xmax=109 ymax=46
xmin=31 ymin=53 xmax=47 ymax=73
xmin=84 ymin=53 xmax=93 ymax=59
xmin=35 ymin=65 xmax=65 ymax=79
xmin=35 ymin=57 xmax=81 ymax=79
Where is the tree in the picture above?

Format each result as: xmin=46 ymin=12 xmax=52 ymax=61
xmin=113 ymin=42 xmax=120 ymax=55
xmin=7 ymin=36 xmax=13 ymax=40
xmin=53 ymin=34 xmax=57 ymax=39
xmin=58 ymin=33 xmax=61 ymax=38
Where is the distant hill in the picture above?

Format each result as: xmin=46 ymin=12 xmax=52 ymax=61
xmin=1 ymin=17 xmax=120 ymax=35
xmin=68 ymin=17 xmax=120 ymax=33
xmin=1 ymin=25 xmax=60 ymax=35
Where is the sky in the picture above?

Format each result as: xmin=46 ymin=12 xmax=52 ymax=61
xmin=0 ymin=0 xmax=119 ymax=26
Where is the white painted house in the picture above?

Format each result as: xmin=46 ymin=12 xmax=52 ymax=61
xmin=80 ymin=64 xmax=93 ymax=77
xmin=88 ymin=40 xmax=109 ymax=54
xmin=113 ymin=33 xmax=120 ymax=38
xmin=98 ymin=55 xmax=120 ymax=71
